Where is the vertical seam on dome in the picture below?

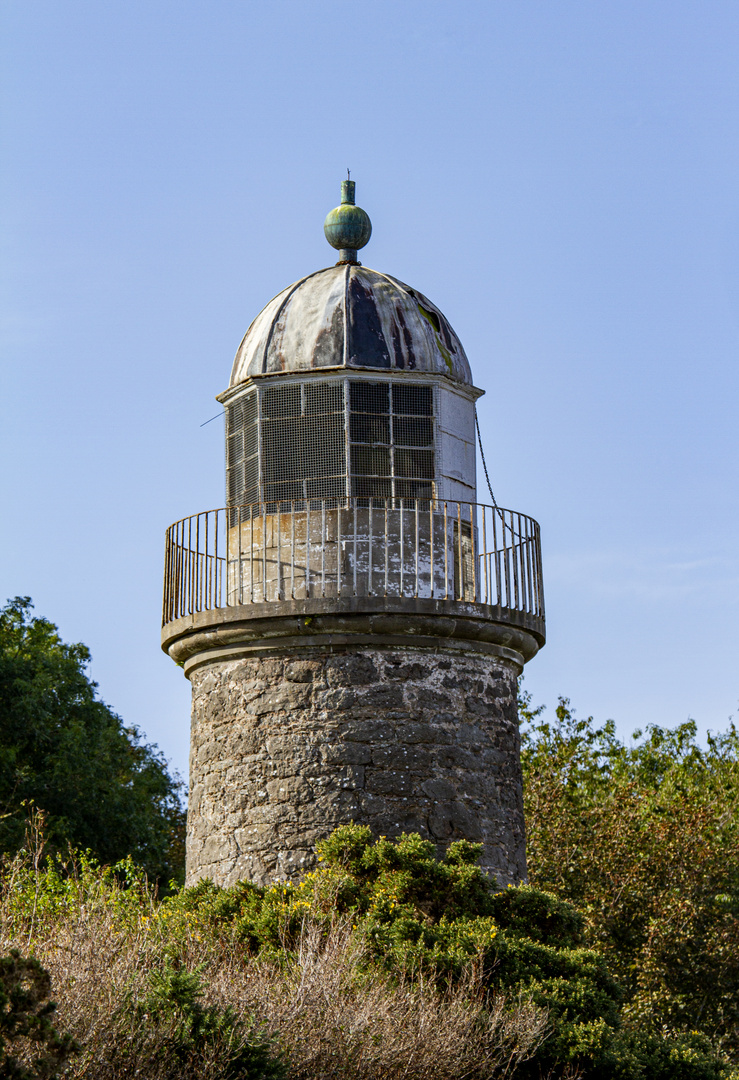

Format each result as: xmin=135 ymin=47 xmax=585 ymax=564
xmin=259 ymin=268 xmax=330 ymax=374
xmin=342 ymin=264 xmax=350 ymax=368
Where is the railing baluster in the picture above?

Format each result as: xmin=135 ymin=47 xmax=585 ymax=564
xmin=512 ymin=512 xmax=520 ymax=610
xmin=335 ymin=501 xmax=340 ymax=597
xmin=456 ymin=502 xmax=462 ymax=601
xmin=248 ymin=506 xmax=252 ymax=604
xmin=414 ymin=499 xmax=419 ymax=598
xmin=470 ymin=502 xmax=477 ymax=602
xmin=262 ymin=501 xmax=268 ymax=602
xmin=187 ymin=517 xmax=193 ymax=615
xmin=175 ymin=522 xmax=181 ymax=619
xmin=214 ymin=511 xmax=219 ymax=608
xmin=196 ymin=515 xmax=202 ymax=612
xmin=290 ymin=501 xmax=295 ymax=600
xmin=400 ymin=499 xmax=404 ymax=597
xmin=384 ymin=500 xmax=389 ymax=596
xmin=368 ymin=502 xmax=373 ymax=595
xmin=508 ymin=512 xmax=515 ymax=609
xmin=306 ymin=501 xmax=311 ymax=599
xmin=443 ymin=501 xmax=449 ymax=599
xmin=481 ymin=507 xmax=488 ymax=605
xmin=236 ymin=505 xmax=242 ymax=606
xmin=160 ymin=501 xmax=545 ymax=636
xmin=276 ymin=502 xmax=282 ymax=601
xmin=321 ymin=501 xmax=326 ymax=597
xmin=524 ymin=515 xmax=533 ymax=614
xmin=429 ymin=498 xmax=434 ymax=599
xmin=182 ymin=519 xmax=187 ymax=618
xmin=205 ymin=513 xmax=210 ymax=610
xmin=182 ymin=519 xmax=187 ymax=619
xmin=537 ymin=523 xmax=545 ymax=619
xmin=353 ymin=500 xmax=358 ymax=596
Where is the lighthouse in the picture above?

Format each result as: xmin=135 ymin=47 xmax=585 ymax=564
xmin=162 ymin=181 xmax=545 ymax=887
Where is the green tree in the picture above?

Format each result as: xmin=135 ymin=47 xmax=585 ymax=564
xmin=521 ymin=695 xmax=739 ymax=1060
xmin=0 ymin=597 xmax=185 ymax=887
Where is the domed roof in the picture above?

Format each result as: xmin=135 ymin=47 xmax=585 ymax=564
xmin=230 ymin=264 xmax=472 ymax=387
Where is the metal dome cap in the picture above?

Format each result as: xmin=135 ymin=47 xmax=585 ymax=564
xmin=230 ymin=264 xmax=472 ymax=386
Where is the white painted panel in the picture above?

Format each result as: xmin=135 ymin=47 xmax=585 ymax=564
xmin=439 ymin=385 xmax=475 ymax=442
xmin=438 ymin=429 xmax=476 ymax=488
xmin=440 ymin=477 xmax=476 ymax=504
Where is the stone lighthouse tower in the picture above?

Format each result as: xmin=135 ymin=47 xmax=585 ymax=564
xmin=162 ymin=181 xmax=545 ymax=888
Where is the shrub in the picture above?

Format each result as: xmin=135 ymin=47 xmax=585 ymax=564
xmin=1 ymin=815 xmax=736 ymax=1078
xmin=131 ymin=959 xmax=284 ymax=1080
xmin=0 ymin=836 xmax=547 ymax=1078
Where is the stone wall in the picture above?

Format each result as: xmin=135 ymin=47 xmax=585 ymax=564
xmin=186 ymin=645 xmax=526 ymax=888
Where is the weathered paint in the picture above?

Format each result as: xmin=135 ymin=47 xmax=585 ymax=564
xmin=230 ymin=265 xmax=473 ymax=386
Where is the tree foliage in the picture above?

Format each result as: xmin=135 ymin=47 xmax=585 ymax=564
xmin=521 ymin=695 xmax=739 ymax=1061
xmin=0 ymin=598 xmax=185 ymax=887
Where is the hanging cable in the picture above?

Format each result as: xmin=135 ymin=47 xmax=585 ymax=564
xmin=200 ymin=411 xmax=225 ymax=428
xmin=475 ymin=406 xmax=499 ymax=508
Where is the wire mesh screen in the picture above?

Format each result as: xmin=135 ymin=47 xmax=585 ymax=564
xmin=226 ymin=378 xmax=436 ymax=512
xmin=349 ymin=381 xmax=434 ymax=503
xmin=261 ymin=382 xmax=345 ymax=506
xmin=226 ymin=381 xmax=347 ymax=511
xmin=226 ymin=389 xmax=259 ymax=508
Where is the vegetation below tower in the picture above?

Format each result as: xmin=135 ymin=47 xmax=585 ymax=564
xmin=0 ymin=819 xmax=736 ymax=1079
xmin=0 ymin=597 xmax=737 ymax=1077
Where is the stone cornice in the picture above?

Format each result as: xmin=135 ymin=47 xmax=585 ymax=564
xmin=162 ymin=596 xmax=544 ymax=678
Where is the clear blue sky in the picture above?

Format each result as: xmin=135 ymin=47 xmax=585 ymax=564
xmin=2 ymin=0 xmax=737 ymax=781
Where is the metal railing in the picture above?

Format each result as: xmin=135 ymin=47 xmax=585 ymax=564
xmin=162 ymin=499 xmax=544 ymax=628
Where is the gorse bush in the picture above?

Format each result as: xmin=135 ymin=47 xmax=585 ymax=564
xmin=132 ymin=959 xmax=284 ymax=1080
xmin=5 ymin=820 xmax=727 ymax=1079
xmin=0 ymin=829 xmax=547 ymax=1079
xmin=0 ymin=950 xmax=77 ymax=1080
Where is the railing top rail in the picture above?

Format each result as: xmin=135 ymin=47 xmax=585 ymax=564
xmin=165 ymin=498 xmax=541 ymax=534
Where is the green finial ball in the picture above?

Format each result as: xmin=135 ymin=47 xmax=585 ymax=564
xmin=324 ymin=179 xmax=372 ymax=253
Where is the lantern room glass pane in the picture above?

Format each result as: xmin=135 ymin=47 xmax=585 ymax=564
xmin=226 ymin=388 xmax=259 ymax=507
xmin=261 ymin=383 xmax=346 ymax=506
xmin=226 ymin=381 xmax=346 ymax=509
xmin=349 ymin=380 xmax=436 ymax=503
xmin=393 ymin=383 xmax=432 ymax=416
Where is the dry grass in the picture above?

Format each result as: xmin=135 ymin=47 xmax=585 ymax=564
xmin=0 ymin=843 xmax=549 ymax=1079
xmin=209 ymin=924 xmax=548 ymax=1079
